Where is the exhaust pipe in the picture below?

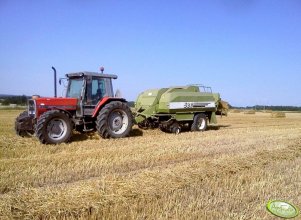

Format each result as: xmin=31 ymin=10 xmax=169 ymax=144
xmin=52 ymin=66 xmax=57 ymax=98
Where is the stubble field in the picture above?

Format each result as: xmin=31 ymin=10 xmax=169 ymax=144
xmin=0 ymin=110 xmax=300 ymax=219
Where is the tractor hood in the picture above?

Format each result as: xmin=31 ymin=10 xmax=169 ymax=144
xmin=32 ymin=97 xmax=78 ymax=118
xmin=35 ymin=97 xmax=78 ymax=109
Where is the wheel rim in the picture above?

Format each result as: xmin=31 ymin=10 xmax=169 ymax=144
xmin=46 ymin=118 xmax=68 ymax=141
xmin=108 ymin=109 xmax=129 ymax=135
xmin=198 ymin=118 xmax=206 ymax=130
xmin=174 ymin=127 xmax=180 ymax=134
xmin=26 ymin=131 xmax=34 ymax=136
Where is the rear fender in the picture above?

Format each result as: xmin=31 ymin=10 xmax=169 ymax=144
xmin=92 ymin=97 xmax=127 ymax=118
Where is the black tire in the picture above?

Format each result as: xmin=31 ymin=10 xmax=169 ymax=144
xmin=159 ymin=121 xmax=180 ymax=134
xmin=138 ymin=121 xmax=149 ymax=130
xmin=96 ymin=101 xmax=133 ymax=138
xmin=35 ymin=110 xmax=72 ymax=144
xmin=159 ymin=125 xmax=168 ymax=133
xmin=15 ymin=111 xmax=33 ymax=137
xmin=191 ymin=113 xmax=207 ymax=132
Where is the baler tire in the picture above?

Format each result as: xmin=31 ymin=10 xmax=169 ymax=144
xmin=138 ymin=122 xmax=149 ymax=130
xmin=191 ymin=113 xmax=207 ymax=132
xmin=96 ymin=101 xmax=133 ymax=139
xmin=171 ymin=126 xmax=181 ymax=134
xmin=35 ymin=110 xmax=72 ymax=144
xmin=159 ymin=125 xmax=168 ymax=133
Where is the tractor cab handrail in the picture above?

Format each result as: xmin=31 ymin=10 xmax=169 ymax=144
xmin=187 ymin=84 xmax=212 ymax=93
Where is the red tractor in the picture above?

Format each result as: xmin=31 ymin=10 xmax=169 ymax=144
xmin=15 ymin=67 xmax=133 ymax=144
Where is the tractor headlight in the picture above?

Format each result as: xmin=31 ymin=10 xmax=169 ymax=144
xmin=28 ymin=100 xmax=36 ymax=116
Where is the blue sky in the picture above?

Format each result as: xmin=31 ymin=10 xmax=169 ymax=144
xmin=0 ymin=0 xmax=300 ymax=106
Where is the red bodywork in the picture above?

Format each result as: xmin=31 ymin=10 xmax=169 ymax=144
xmin=35 ymin=97 xmax=78 ymax=118
xmin=92 ymin=97 xmax=110 ymax=117
xmin=34 ymin=97 xmax=126 ymax=119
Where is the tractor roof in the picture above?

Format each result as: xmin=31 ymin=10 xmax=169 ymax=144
xmin=66 ymin=71 xmax=117 ymax=79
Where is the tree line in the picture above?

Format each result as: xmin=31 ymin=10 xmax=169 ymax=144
xmin=230 ymin=105 xmax=301 ymax=112
xmin=0 ymin=95 xmax=30 ymax=106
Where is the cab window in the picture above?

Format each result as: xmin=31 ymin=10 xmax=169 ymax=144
xmin=91 ymin=78 xmax=106 ymax=104
xmin=66 ymin=78 xmax=83 ymax=98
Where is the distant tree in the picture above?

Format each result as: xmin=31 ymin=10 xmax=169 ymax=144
xmin=231 ymin=105 xmax=301 ymax=111
xmin=1 ymin=95 xmax=29 ymax=105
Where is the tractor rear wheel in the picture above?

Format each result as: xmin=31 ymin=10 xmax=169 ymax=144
xmin=96 ymin=101 xmax=133 ymax=138
xmin=191 ymin=113 xmax=207 ymax=132
xmin=35 ymin=110 xmax=72 ymax=144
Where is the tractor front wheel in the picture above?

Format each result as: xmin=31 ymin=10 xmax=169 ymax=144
xmin=96 ymin=101 xmax=133 ymax=138
xmin=35 ymin=110 xmax=72 ymax=144
xmin=15 ymin=110 xmax=34 ymax=137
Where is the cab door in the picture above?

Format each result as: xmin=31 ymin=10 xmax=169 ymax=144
xmin=83 ymin=76 xmax=106 ymax=115
xmin=66 ymin=77 xmax=85 ymax=117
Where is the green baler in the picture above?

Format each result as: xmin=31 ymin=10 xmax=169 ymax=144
xmin=134 ymin=85 xmax=222 ymax=134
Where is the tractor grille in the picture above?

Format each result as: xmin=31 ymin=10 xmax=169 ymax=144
xmin=28 ymin=100 xmax=36 ymax=116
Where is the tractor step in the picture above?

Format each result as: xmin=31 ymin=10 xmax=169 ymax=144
xmin=83 ymin=128 xmax=94 ymax=132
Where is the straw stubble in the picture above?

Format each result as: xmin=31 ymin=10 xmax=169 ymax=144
xmin=0 ymin=110 xmax=300 ymax=219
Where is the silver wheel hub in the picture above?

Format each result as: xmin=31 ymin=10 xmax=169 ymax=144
xmin=47 ymin=118 xmax=67 ymax=141
xmin=175 ymin=128 xmax=180 ymax=134
xmin=109 ymin=110 xmax=129 ymax=135
xmin=198 ymin=118 xmax=206 ymax=130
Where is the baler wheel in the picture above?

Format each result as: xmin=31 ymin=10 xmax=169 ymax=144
xmin=191 ymin=113 xmax=207 ymax=132
xmin=159 ymin=125 xmax=168 ymax=132
xmin=171 ymin=126 xmax=181 ymax=134
xmin=138 ymin=121 xmax=149 ymax=130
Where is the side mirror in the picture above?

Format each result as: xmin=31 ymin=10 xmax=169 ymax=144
xmin=59 ymin=78 xmax=68 ymax=86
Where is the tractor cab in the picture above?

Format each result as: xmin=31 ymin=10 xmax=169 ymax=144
xmin=65 ymin=72 xmax=117 ymax=117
